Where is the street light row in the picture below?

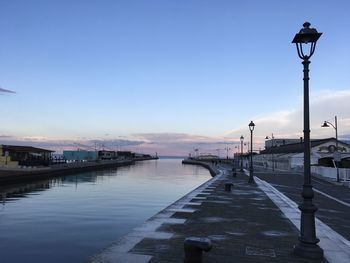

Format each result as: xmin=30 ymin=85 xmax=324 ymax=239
xmin=241 ymin=22 xmax=324 ymax=259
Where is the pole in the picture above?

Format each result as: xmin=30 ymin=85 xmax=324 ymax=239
xmin=272 ymin=134 xmax=275 ymax=172
xmin=248 ymin=130 xmax=254 ymax=184
xmin=240 ymin=139 xmax=243 ymax=172
xmin=335 ymin=116 xmax=340 ymax=182
xmin=294 ymin=58 xmax=323 ymax=259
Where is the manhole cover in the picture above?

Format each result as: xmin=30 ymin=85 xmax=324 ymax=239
xmin=245 ymin=246 xmax=276 ymax=257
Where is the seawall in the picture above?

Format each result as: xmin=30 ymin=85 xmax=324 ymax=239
xmin=181 ymin=158 xmax=219 ymax=176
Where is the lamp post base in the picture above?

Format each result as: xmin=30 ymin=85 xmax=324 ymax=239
xmin=248 ymin=175 xmax=255 ymax=184
xmin=294 ymin=242 xmax=323 ymax=259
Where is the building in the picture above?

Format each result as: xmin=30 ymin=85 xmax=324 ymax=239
xmin=265 ymin=138 xmax=302 ymax=149
xmin=0 ymin=145 xmax=54 ymax=167
xmin=63 ymin=150 xmax=98 ymax=162
xmin=257 ymin=138 xmax=350 ymax=170
xmin=117 ymin=151 xmax=135 ymax=159
xmin=98 ymin=150 xmax=117 ymax=160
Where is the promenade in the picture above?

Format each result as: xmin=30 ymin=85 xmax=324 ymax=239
xmin=91 ymin=162 xmax=350 ymax=263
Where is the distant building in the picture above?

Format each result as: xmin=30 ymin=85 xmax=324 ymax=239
xmin=117 ymin=151 xmax=135 ymax=159
xmin=63 ymin=150 xmax=98 ymax=162
xmin=0 ymin=145 xmax=54 ymax=167
xmin=265 ymin=138 xmax=302 ymax=149
xmin=197 ymin=154 xmax=219 ymax=160
xmin=98 ymin=150 xmax=117 ymax=160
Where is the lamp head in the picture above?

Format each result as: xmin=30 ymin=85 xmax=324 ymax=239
xmin=240 ymin=135 xmax=244 ymax=141
xmin=292 ymin=22 xmax=322 ymax=59
xmin=292 ymin=22 xmax=322 ymax=44
xmin=248 ymin=121 xmax=255 ymax=132
xmin=321 ymin=121 xmax=330 ymax=128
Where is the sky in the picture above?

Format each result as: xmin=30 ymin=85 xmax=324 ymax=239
xmin=0 ymin=0 xmax=349 ymax=156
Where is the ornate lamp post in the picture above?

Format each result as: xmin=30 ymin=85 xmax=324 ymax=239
xmin=265 ymin=134 xmax=275 ymax=172
xmin=248 ymin=121 xmax=255 ymax=184
xmin=322 ymin=116 xmax=339 ymax=182
xmin=292 ymin=22 xmax=323 ymax=259
xmin=240 ymin=135 xmax=244 ymax=171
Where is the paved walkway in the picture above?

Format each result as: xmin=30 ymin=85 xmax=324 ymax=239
xmin=92 ymin=166 xmax=350 ymax=263
xmin=253 ymin=168 xmax=350 ymax=242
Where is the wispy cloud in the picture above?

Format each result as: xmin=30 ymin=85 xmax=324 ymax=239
xmin=0 ymin=87 xmax=16 ymax=94
xmin=225 ymin=90 xmax=350 ymax=145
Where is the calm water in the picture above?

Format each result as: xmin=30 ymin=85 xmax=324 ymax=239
xmin=0 ymin=158 xmax=210 ymax=263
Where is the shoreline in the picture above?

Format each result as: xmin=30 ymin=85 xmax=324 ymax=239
xmin=0 ymin=157 xmax=158 ymax=186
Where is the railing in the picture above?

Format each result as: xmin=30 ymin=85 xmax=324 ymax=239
xmin=311 ymin=166 xmax=350 ymax=181
xmin=253 ymin=159 xmax=350 ymax=181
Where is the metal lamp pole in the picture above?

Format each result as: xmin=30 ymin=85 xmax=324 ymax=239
xmin=240 ymin=135 xmax=244 ymax=171
xmin=292 ymin=22 xmax=323 ymax=259
xmin=322 ymin=116 xmax=339 ymax=182
xmin=265 ymin=134 xmax=275 ymax=172
xmin=248 ymin=121 xmax=255 ymax=184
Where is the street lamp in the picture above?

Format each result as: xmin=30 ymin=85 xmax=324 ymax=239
xmin=292 ymin=22 xmax=323 ymax=259
xmin=244 ymin=142 xmax=249 ymax=153
xmin=322 ymin=116 xmax=339 ymax=182
xmin=265 ymin=134 xmax=275 ymax=172
xmin=240 ymin=135 xmax=244 ymax=172
xmin=248 ymin=121 xmax=255 ymax=184
xmin=224 ymin=147 xmax=231 ymax=160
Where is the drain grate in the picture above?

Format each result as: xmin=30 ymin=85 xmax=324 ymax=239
xmin=245 ymin=246 xmax=276 ymax=257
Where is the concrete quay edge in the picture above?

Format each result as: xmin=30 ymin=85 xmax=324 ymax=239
xmin=181 ymin=158 xmax=220 ymax=176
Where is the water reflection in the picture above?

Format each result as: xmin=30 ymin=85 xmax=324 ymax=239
xmin=0 ymin=168 xmax=123 ymax=203
xmin=0 ymin=159 xmax=210 ymax=263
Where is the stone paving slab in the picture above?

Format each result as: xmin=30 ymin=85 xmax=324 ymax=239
xmin=255 ymin=175 xmax=350 ymax=263
xmin=254 ymin=168 xmax=350 ymax=242
xmin=128 ymin=170 xmax=325 ymax=262
xmin=90 ymin=164 xmax=345 ymax=263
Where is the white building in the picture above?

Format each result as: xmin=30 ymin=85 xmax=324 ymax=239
xmin=256 ymin=138 xmax=350 ymax=171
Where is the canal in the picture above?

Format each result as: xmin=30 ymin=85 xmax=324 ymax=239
xmin=0 ymin=158 xmax=211 ymax=263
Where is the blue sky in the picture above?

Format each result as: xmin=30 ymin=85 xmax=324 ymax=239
xmin=1 ymin=0 xmax=349 ymax=155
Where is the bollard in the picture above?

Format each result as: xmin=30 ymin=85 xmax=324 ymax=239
xmin=232 ymin=168 xmax=237 ymax=177
xmin=184 ymin=237 xmax=212 ymax=263
xmin=224 ymin=183 xmax=233 ymax=191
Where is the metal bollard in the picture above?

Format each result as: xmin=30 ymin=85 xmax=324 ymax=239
xmin=224 ymin=183 xmax=233 ymax=191
xmin=184 ymin=237 xmax=212 ymax=263
xmin=232 ymin=168 xmax=237 ymax=177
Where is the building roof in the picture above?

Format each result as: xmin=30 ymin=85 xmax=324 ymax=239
xmin=1 ymin=145 xmax=54 ymax=153
xmin=260 ymin=138 xmax=350 ymax=155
